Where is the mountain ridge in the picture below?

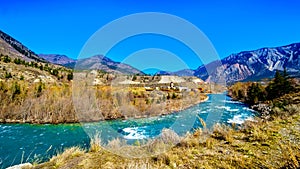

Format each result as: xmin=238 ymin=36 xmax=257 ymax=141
xmin=2 ymin=29 xmax=299 ymax=82
xmin=40 ymin=54 xmax=144 ymax=75
xmin=0 ymin=30 xmax=46 ymax=62
xmin=158 ymin=42 xmax=300 ymax=83
xmin=39 ymin=54 xmax=76 ymax=65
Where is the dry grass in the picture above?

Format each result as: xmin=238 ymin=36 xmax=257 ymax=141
xmin=36 ymin=147 xmax=85 ymax=169
xmin=0 ymin=68 xmax=211 ymax=123
xmin=32 ymin=103 xmax=300 ymax=168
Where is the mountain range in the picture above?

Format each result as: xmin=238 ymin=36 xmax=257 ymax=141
xmin=0 ymin=30 xmax=143 ymax=75
xmin=155 ymin=42 xmax=300 ymax=83
xmin=36 ymin=43 xmax=300 ymax=83
xmin=39 ymin=54 xmax=143 ymax=75
xmin=194 ymin=43 xmax=300 ymax=83
xmin=1 ymin=29 xmax=300 ymax=83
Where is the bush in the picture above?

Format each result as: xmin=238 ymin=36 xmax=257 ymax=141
xmin=35 ymin=81 xmax=44 ymax=97
xmin=5 ymin=72 xmax=12 ymax=79
xmin=2 ymin=55 xmax=11 ymax=63
xmin=67 ymin=72 xmax=73 ymax=81
xmin=11 ymin=82 xmax=21 ymax=100
xmin=51 ymin=69 xmax=59 ymax=76
xmin=13 ymin=58 xmax=21 ymax=64
xmin=172 ymin=93 xmax=177 ymax=99
xmin=132 ymin=75 xmax=137 ymax=81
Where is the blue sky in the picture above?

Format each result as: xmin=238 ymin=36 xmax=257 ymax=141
xmin=1 ymin=0 xmax=300 ymax=71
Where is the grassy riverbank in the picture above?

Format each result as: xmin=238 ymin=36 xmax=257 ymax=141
xmin=28 ymin=76 xmax=300 ymax=168
xmin=31 ymin=92 xmax=300 ymax=168
xmin=0 ymin=79 xmax=213 ymax=124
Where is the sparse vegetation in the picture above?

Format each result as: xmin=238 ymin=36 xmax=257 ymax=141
xmin=33 ymin=99 xmax=300 ymax=168
xmin=0 ymin=54 xmax=73 ymax=81
xmin=27 ymin=73 xmax=300 ymax=168
xmin=0 ymin=55 xmax=210 ymax=123
xmin=2 ymin=52 xmax=300 ymax=168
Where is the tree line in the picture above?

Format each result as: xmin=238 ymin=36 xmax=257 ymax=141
xmin=229 ymin=68 xmax=297 ymax=105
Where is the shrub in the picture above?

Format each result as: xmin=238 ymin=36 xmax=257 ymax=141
xmin=11 ymin=82 xmax=21 ymax=100
xmin=13 ymin=58 xmax=21 ymax=64
xmin=172 ymin=93 xmax=177 ymax=99
xmin=5 ymin=71 xmax=12 ymax=79
xmin=132 ymin=75 xmax=137 ymax=81
xmin=3 ymin=55 xmax=11 ymax=63
xmin=67 ymin=72 xmax=73 ymax=81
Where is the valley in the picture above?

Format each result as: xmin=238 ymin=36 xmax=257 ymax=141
xmin=1 ymin=28 xmax=300 ymax=168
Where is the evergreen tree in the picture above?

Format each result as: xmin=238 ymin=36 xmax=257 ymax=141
xmin=282 ymin=68 xmax=293 ymax=94
xmin=67 ymin=72 xmax=73 ymax=81
xmin=247 ymin=83 xmax=265 ymax=105
xmin=39 ymin=64 xmax=44 ymax=71
xmin=266 ymin=69 xmax=293 ymax=100
xmin=11 ymin=82 xmax=21 ymax=100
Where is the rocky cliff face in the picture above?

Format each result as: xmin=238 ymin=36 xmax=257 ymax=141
xmin=195 ymin=43 xmax=300 ymax=83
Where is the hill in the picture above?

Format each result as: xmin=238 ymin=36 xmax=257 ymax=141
xmin=196 ymin=43 xmax=300 ymax=83
xmin=40 ymin=54 xmax=144 ymax=75
xmin=0 ymin=30 xmax=72 ymax=83
xmin=39 ymin=54 xmax=76 ymax=65
xmin=158 ymin=43 xmax=300 ymax=84
xmin=0 ymin=30 xmax=46 ymax=62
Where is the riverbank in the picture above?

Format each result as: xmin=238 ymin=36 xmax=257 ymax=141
xmin=0 ymin=80 xmax=212 ymax=124
xmin=0 ymin=94 xmax=209 ymax=124
xmin=31 ymin=100 xmax=300 ymax=168
xmin=1 ymin=93 xmax=255 ymax=168
xmin=24 ymin=81 xmax=300 ymax=168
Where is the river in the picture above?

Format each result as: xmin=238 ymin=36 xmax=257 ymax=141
xmin=0 ymin=94 xmax=256 ymax=168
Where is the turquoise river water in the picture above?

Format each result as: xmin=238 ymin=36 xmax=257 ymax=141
xmin=0 ymin=94 xmax=256 ymax=168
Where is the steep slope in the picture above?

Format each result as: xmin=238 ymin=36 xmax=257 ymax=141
xmin=0 ymin=36 xmax=25 ymax=60
xmin=0 ymin=30 xmax=71 ymax=83
xmin=195 ymin=43 xmax=300 ymax=83
xmin=0 ymin=30 xmax=46 ymax=62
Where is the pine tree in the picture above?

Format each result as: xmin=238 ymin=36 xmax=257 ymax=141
xmin=67 ymin=72 xmax=73 ymax=81
xmin=266 ymin=69 xmax=293 ymax=100
xmin=247 ymin=83 xmax=265 ymax=105
xmin=282 ymin=68 xmax=292 ymax=94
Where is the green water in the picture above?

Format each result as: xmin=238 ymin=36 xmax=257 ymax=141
xmin=0 ymin=94 xmax=256 ymax=168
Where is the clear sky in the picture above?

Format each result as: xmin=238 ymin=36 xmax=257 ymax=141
xmin=1 ymin=0 xmax=300 ymax=71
